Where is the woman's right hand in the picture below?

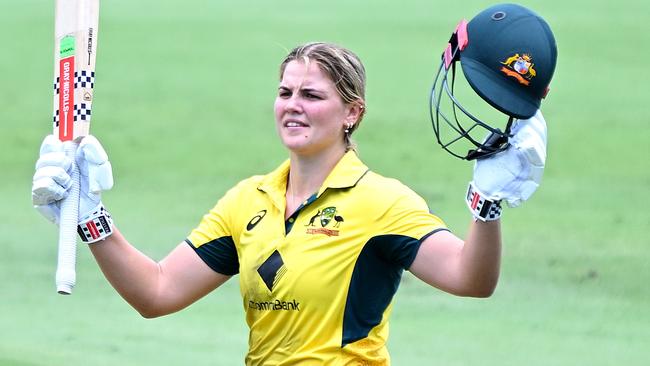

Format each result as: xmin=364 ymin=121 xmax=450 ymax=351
xmin=32 ymin=134 xmax=114 ymax=227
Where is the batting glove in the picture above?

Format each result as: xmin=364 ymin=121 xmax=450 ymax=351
xmin=467 ymin=110 xmax=547 ymax=221
xmin=32 ymin=135 xmax=114 ymax=236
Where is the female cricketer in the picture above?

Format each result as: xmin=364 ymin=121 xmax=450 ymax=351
xmin=32 ymin=4 xmax=556 ymax=365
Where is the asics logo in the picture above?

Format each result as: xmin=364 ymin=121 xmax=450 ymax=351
xmin=246 ymin=210 xmax=267 ymax=231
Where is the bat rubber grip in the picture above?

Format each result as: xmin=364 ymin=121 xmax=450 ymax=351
xmin=56 ymin=141 xmax=80 ymax=295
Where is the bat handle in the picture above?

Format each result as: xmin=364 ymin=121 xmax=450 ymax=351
xmin=56 ymin=140 xmax=80 ymax=295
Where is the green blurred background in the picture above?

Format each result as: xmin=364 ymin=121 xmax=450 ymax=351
xmin=1 ymin=0 xmax=649 ymax=365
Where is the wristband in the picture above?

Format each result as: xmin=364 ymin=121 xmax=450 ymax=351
xmin=77 ymin=204 xmax=114 ymax=243
xmin=466 ymin=182 xmax=502 ymax=222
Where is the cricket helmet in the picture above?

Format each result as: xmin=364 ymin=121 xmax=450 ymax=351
xmin=430 ymin=3 xmax=557 ymax=160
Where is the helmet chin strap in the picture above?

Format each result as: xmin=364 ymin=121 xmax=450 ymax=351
xmin=465 ymin=116 xmax=513 ymax=160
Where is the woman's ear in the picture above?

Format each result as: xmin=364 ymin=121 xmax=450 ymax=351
xmin=345 ymin=101 xmax=365 ymax=126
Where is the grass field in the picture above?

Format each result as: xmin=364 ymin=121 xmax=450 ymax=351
xmin=1 ymin=0 xmax=649 ymax=365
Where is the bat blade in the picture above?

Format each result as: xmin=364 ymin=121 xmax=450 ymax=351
xmin=54 ymin=0 xmax=99 ymax=141
xmin=53 ymin=0 xmax=100 ymax=295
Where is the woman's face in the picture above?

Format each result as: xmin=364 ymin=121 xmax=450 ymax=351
xmin=274 ymin=60 xmax=357 ymax=157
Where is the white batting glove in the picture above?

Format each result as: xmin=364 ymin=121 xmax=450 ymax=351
xmin=467 ymin=110 xmax=547 ymax=220
xmin=32 ymin=135 xmax=114 ymax=226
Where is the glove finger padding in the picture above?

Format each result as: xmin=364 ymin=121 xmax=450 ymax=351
xmin=32 ymin=170 xmax=70 ymax=204
xmin=32 ymin=139 xmax=74 ymax=206
xmin=35 ymin=151 xmax=72 ymax=171
xmin=510 ymin=110 xmax=546 ymax=206
xmin=472 ymin=110 xmax=547 ymax=208
xmin=39 ymin=135 xmax=64 ymax=155
xmin=77 ymin=136 xmax=114 ymax=194
xmin=511 ymin=110 xmax=547 ymax=168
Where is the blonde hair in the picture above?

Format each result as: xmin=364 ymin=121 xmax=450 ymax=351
xmin=279 ymin=42 xmax=366 ymax=150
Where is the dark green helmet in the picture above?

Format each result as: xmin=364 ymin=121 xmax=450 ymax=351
xmin=430 ymin=3 xmax=557 ymax=160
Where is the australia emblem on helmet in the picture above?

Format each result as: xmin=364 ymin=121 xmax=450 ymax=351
xmin=500 ymin=53 xmax=536 ymax=86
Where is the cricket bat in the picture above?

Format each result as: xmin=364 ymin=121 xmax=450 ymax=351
xmin=53 ymin=0 xmax=100 ymax=295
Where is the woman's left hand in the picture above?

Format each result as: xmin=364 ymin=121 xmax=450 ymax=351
xmin=471 ymin=109 xmax=547 ymax=208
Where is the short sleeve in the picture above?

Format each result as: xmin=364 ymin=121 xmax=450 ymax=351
xmin=186 ymin=186 xmax=241 ymax=276
xmin=382 ymin=188 xmax=447 ymax=239
xmin=375 ymin=188 xmax=448 ymax=269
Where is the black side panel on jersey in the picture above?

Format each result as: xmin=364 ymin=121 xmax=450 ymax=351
xmin=185 ymin=237 xmax=239 ymax=276
xmin=341 ymin=234 xmax=422 ymax=347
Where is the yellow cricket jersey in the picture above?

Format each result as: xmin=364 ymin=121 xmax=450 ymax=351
xmin=186 ymin=151 xmax=447 ymax=365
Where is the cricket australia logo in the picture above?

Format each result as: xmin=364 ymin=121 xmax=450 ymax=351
xmin=305 ymin=206 xmax=344 ymax=237
xmin=500 ymin=53 xmax=536 ymax=86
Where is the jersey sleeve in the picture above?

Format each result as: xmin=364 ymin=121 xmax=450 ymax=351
xmin=376 ymin=187 xmax=448 ymax=269
xmin=186 ymin=185 xmax=242 ymax=276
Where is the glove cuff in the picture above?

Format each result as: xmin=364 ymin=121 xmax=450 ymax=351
xmin=77 ymin=203 xmax=114 ymax=243
xmin=466 ymin=182 xmax=502 ymax=222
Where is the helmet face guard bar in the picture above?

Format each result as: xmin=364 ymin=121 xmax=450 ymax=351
xmin=430 ymin=20 xmax=514 ymax=160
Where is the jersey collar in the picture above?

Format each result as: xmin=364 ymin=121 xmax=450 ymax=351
xmin=317 ymin=150 xmax=369 ymax=194
xmin=257 ymin=150 xmax=369 ymax=208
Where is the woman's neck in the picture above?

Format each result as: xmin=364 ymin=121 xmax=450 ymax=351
xmin=285 ymin=146 xmax=347 ymax=217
